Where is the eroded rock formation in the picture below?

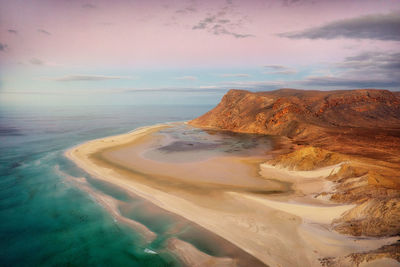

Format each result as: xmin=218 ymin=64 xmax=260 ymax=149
xmin=189 ymin=88 xmax=400 ymax=264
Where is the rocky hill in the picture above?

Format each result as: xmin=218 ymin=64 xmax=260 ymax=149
xmin=190 ymin=89 xmax=400 ymax=132
xmin=190 ymin=89 xmax=400 ymax=163
xmin=189 ymin=88 xmax=400 ymax=264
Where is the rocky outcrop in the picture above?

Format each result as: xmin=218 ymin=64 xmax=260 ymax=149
xmin=333 ymin=198 xmax=400 ymax=237
xmin=267 ymin=146 xmax=400 ymax=237
xmin=189 ymin=88 xmax=400 ymax=264
xmin=346 ymin=241 xmax=400 ymax=266
xmin=190 ymin=88 xmax=400 ymax=134
xmin=190 ymin=89 xmax=400 ymax=163
xmin=267 ymin=146 xmax=344 ymax=171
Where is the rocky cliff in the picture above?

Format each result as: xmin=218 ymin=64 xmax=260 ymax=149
xmin=189 ymin=88 xmax=400 ymax=264
xmin=190 ymin=89 xmax=400 ymax=133
xmin=190 ymin=89 xmax=400 ymax=163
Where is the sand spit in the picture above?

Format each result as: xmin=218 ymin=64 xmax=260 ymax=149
xmin=168 ymin=238 xmax=236 ymax=267
xmin=66 ymin=124 xmax=398 ymax=266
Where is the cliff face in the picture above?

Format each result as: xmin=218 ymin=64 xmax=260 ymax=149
xmin=190 ymin=88 xmax=400 ymax=134
xmin=190 ymin=89 xmax=400 ymax=163
xmin=189 ymin=88 xmax=400 ymax=242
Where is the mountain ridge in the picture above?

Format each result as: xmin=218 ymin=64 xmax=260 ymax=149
xmin=189 ymin=88 xmax=400 ymax=264
xmin=190 ymin=88 xmax=400 ymax=163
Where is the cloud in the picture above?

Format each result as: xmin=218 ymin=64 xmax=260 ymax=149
xmin=193 ymin=15 xmax=218 ymax=30
xmin=297 ymin=51 xmax=400 ymax=88
xmin=37 ymin=29 xmax=51 ymax=35
xmin=199 ymin=85 xmax=219 ymax=89
xmin=0 ymin=43 xmax=8 ymax=52
xmin=219 ymin=73 xmax=251 ymax=77
xmin=30 ymin=58 xmax=45 ymax=65
xmin=270 ymin=70 xmax=297 ymax=75
xmin=298 ymin=76 xmax=400 ymax=88
xmin=45 ymin=75 xmax=133 ymax=82
xmin=218 ymin=19 xmax=230 ymax=24
xmin=219 ymin=80 xmax=284 ymax=90
xmin=192 ymin=7 xmax=254 ymax=39
xmin=176 ymin=6 xmax=197 ymax=14
xmin=282 ymin=0 xmax=302 ymax=6
xmin=210 ymin=24 xmax=254 ymax=38
xmin=8 ymin=29 xmax=17 ymax=34
xmin=82 ymin=3 xmax=96 ymax=9
xmin=264 ymin=65 xmax=287 ymax=70
xmin=278 ymin=12 xmax=400 ymax=41
xmin=175 ymin=76 xmax=198 ymax=81
xmin=263 ymin=65 xmax=297 ymax=75
xmin=337 ymin=51 xmax=400 ymax=80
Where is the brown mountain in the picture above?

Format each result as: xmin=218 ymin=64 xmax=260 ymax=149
xmin=190 ymin=89 xmax=400 ymax=163
xmin=189 ymin=88 xmax=400 ymax=252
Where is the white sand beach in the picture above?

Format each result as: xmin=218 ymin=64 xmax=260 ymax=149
xmin=66 ymin=124 xmax=398 ymax=266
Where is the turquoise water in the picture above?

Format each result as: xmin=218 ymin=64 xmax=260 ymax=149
xmin=0 ymin=104 xmax=217 ymax=266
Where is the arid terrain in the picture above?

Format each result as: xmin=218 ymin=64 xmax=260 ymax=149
xmin=66 ymin=88 xmax=400 ymax=266
xmin=190 ymin=88 xmax=400 ymax=265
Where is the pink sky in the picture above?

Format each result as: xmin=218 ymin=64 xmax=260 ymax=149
xmin=0 ymin=0 xmax=398 ymax=66
xmin=0 ymin=0 xmax=399 ymax=93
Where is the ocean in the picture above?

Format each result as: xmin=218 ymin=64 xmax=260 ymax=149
xmin=0 ymin=91 xmax=222 ymax=266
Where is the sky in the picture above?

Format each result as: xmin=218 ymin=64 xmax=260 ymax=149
xmin=0 ymin=0 xmax=399 ymax=105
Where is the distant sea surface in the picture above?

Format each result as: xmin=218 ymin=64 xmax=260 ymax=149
xmin=0 ymin=96 xmax=217 ymax=266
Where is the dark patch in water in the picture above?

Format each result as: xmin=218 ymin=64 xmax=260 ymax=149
xmin=159 ymin=141 xmax=219 ymax=152
xmin=0 ymin=126 xmax=24 ymax=136
xmin=11 ymin=162 xmax=22 ymax=169
xmin=155 ymin=125 xmax=272 ymax=157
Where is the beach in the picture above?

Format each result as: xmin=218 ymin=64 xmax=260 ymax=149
xmin=66 ymin=123 xmax=398 ymax=266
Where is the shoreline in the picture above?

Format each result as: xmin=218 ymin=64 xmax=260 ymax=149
xmin=65 ymin=123 xmax=398 ymax=266
xmin=65 ymin=123 xmax=266 ymax=266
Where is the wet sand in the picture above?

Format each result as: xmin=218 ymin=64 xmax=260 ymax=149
xmin=66 ymin=123 xmax=398 ymax=266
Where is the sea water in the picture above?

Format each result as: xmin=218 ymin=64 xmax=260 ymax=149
xmin=0 ymin=99 xmax=218 ymax=266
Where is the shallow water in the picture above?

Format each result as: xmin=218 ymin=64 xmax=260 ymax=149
xmin=102 ymin=123 xmax=286 ymax=197
xmin=142 ymin=124 xmax=273 ymax=163
xmin=0 ymin=105 xmax=218 ymax=266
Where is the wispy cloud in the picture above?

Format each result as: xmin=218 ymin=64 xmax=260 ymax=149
xmin=199 ymin=85 xmax=219 ymax=89
xmin=82 ymin=3 xmax=96 ymax=9
xmin=30 ymin=58 xmax=45 ymax=65
xmin=282 ymin=0 xmax=302 ymax=6
xmin=263 ymin=65 xmax=288 ymax=70
xmin=175 ymin=6 xmax=197 ymax=14
xmin=175 ymin=76 xmax=198 ymax=81
xmin=219 ymin=73 xmax=251 ymax=77
xmin=298 ymin=76 xmax=400 ymax=88
xmin=218 ymin=80 xmax=284 ymax=90
xmin=44 ymin=75 xmax=133 ymax=82
xmin=211 ymin=24 xmax=253 ymax=38
xmin=8 ymin=29 xmax=17 ymax=34
xmin=270 ymin=70 xmax=297 ymax=75
xmin=278 ymin=12 xmax=400 ymax=41
xmin=263 ymin=65 xmax=297 ymax=75
xmin=297 ymin=51 xmax=400 ymax=88
xmin=192 ymin=14 xmax=221 ymax=30
xmin=0 ymin=43 xmax=8 ymax=52
xmin=37 ymin=29 xmax=51 ymax=35
xmin=336 ymin=51 xmax=400 ymax=82
xmin=192 ymin=4 xmax=254 ymax=39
